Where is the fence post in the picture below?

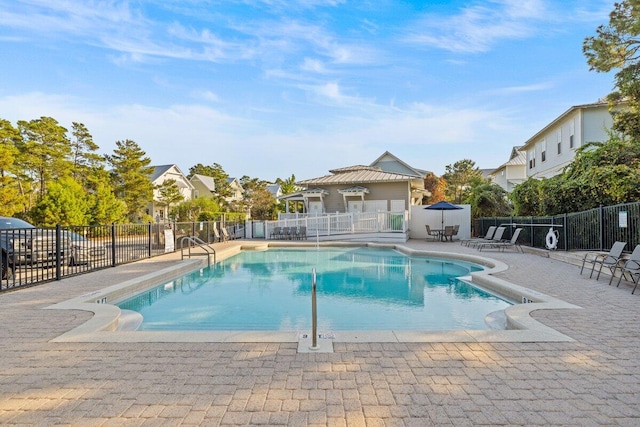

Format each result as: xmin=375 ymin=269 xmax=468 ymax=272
xmin=599 ymin=204 xmax=604 ymax=251
xmin=563 ymin=213 xmax=568 ymax=251
xmin=148 ymin=222 xmax=152 ymax=258
xmin=55 ymin=224 xmax=61 ymax=281
xmin=111 ymin=223 xmax=117 ymax=267
xmin=530 ymin=216 xmax=534 ymax=247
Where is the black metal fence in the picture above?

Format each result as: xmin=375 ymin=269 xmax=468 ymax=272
xmin=1 ymin=220 xmax=245 ymax=292
xmin=476 ymin=201 xmax=640 ymax=252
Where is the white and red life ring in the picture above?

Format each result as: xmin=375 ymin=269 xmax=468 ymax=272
xmin=545 ymin=227 xmax=558 ymax=250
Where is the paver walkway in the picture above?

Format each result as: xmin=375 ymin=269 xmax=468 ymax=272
xmin=1 ymin=239 xmax=639 ymax=426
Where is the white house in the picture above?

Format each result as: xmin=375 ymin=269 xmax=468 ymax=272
xmin=148 ymin=165 xmax=194 ymax=222
xmin=226 ymin=177 xmax=244 ymax=203
xmin=488 ymin=147 xmax=527 ymax=192
xmin=521 ymin=101 xmax=614 ymax=179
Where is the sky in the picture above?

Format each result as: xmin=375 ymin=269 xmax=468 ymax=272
xmin=0 ymin=0 xmax=618 ymax=182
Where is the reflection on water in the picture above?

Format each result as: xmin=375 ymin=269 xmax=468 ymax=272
xmin=117 ymin=247 xmax=508 ymax=331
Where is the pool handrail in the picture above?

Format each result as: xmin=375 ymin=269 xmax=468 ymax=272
xmin=179 ymin=236 xmax=216 ymax=266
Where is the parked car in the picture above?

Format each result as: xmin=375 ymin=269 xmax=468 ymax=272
xmin=0 ymin=217 xmax=71 ymax=279
xmin=67 ymin=231 xmax=108 ymax=266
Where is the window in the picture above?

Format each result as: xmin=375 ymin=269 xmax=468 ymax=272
xmin=194 ymin=190 xmax=199 ymax=199
xmin=570 ymin=120 xmax=575 ymax=148
xmin=557 ymin=129 xmax=562 ymax=154
xmin=541 ymin=140 xmax=546 ymax=162
xmin=529 ymin=149 xmax=536 ymax=169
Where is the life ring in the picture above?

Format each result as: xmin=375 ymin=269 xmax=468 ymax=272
xmin=545 ymin=227 xmax=558 ymax=250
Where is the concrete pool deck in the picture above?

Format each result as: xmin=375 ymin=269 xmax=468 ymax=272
xmin=1 ymin=239 xmax=639 ymax=425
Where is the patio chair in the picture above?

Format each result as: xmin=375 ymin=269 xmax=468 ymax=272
xmin=281 ymin=227 xmax=291 ymax=240
xmin=270 ymin=226 xmax=282 ymax=240
xmin=425 ymin=225 xmax=439 ymax=241
xmin=477 ymin=228 xmax=523 ymax=252
xmin=580 ymin=241 xmax=627 ymax=280
xmin=298 ymin=226 xmax=307 ymax=240
xmin=614 ymin=244 xmax=640 ymax=293
xmin=212 ymin=226 xmax=222 ymax=242
xmin=442 ymin=226 xmax=455 ymax=242
xmin=468 ymin=226 xmax=505 ymax=248
xmin=461 ymin=226 xmax=496 ymax=246
xmin=221 ymin=227 xmax=235 ymax=241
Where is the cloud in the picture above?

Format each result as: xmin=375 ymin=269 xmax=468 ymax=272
xmin=0 ymin=91 xmax=516 ymax=178
xmin=405 ymin=0 xmax=548 ymax=53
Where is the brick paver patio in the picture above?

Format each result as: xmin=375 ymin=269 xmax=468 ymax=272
xmin=1 ymin=239 xmax=639 ymax=426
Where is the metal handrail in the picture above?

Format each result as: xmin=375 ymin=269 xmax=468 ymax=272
xmin=179 ymin=236 xmax=216 ymax=266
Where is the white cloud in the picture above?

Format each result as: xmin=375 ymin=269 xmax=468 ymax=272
xmin=405 ymin=0 xmax=548 ymax=53
xmin=0 ymin=91 xmax=517 ymax=177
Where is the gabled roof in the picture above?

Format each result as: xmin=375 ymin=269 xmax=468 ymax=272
xmin=489 ymin=150 xmax=526 ymax=175
xmin=520 ymin=101 xmax=609 ymax=150
xmin=297 ymin=165 xmax=421 ymax=185
xmin=370 ymin=151 xmax=429 ymax=177
xmin=190 ymin=174 xmax=216 ymax=192
xmin=150 ymin=164 xmax=174 ymax=182
xmin=150 ymin=164 xmax=193 ymax=189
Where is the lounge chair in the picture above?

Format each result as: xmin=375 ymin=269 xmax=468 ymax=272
xmin=477 ymin=228 xmax=523 ymax=252
xmin=221 ymin=227 xmax=235 ymax=241
xmin=614 ymin=244 xmax=640 ymax=292
xmin=425 ymin=225 xmax=439 ymax=241
xmin=270 ymin=226 xmax=282 ymax=240
xmin=461 ymin=226 xmax=496 ymax=247
xmin=212 ymin=226 xmax=222 ymax=242
xmin=469 ymin=226 xmax=505 ymax=248
xmin=580 ymin=241 xmax=627 ymax=280
xmin=297 ymin=226 xmax=307 ymax=240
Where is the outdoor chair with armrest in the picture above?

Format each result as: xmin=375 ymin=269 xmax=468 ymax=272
xmin=443 ymin=226 xmax=455 ymax=242
xmin=425 ymin=225 xmax=439 ymax=241
xmin=580 ymin=241 xmax=627 ymax=280
xmin=461 ymin=226 xmax=496 ymax=246
xmin=469 ymin=226 xmax=505 ymax=248
xmin=477 ymin=228 xmax=523 ymax=252
xmin=614 ymin=244 xmax=640 ymax=293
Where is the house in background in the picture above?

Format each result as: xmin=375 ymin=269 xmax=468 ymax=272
xmin=190 ymin=174 xmax=216 ymax=199
xmin=281 ymin=151 xmax=430 ymax=216
xmin=488 ymin=147 xmax=526 ymax=192
xmin=226 ymin=177 xmax=244 ymax=204
xmin=148 ymin=165 xmax=194 ymax=222
xmin=267 ymin=183 xmax=283 ymax=199
xmin=521 ymin=101 xmax=613 ymax=179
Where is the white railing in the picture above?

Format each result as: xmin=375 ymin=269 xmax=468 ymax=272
xmin=266 ymin=211 xmax=407 ymax=239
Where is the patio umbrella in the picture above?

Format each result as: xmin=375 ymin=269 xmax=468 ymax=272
xmin=424 ymin=201 xmax=463 ymax=229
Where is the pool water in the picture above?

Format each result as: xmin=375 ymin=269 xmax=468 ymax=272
xmin=117 ymin=247 xmax=511 ymax=331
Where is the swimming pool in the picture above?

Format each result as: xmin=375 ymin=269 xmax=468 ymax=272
xmin=116 ymin=247 xmax=511 ymax=331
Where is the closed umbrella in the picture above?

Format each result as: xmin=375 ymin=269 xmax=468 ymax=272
xmin=424 ymin=201 xmax=462 ymax=229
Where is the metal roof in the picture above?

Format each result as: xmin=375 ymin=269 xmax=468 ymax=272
xmin=298 ymin=165 xmax=420 ymax=185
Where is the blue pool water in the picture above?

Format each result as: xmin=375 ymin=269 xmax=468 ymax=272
xmin=117 ymin=247 xmax=511 ymax=331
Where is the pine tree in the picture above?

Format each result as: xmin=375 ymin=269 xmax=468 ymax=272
xmin=105 ymin=140 xmax=154 ymax=222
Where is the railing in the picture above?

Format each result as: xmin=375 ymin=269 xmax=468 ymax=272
xmin=267 ymin=211 xmax=407 ymax=240
xmin=1 ymin=219 xmax=244 ymax=292
xmin=179 ymin=236 xmax=216 ymax=266
xmin=476 ymin=201 xmax=640 ymax=252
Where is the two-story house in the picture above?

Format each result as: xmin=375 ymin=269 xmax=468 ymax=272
xmin=148 ymin=165 xmax=195 ymax=222
xmin=488 ymin=147 xmax=526 ymax=192
xmin=521 ymin=101 xmax=613 ymax=179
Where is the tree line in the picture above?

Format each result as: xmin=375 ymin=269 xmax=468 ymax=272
xmin=0 ymin=117 xmax=294 ymax=226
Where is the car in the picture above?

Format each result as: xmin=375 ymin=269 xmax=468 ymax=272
xmin=0 ymin=217 xmax=71 ymax=279
xmin=67 ymin=231 xmax=108 ymax=266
